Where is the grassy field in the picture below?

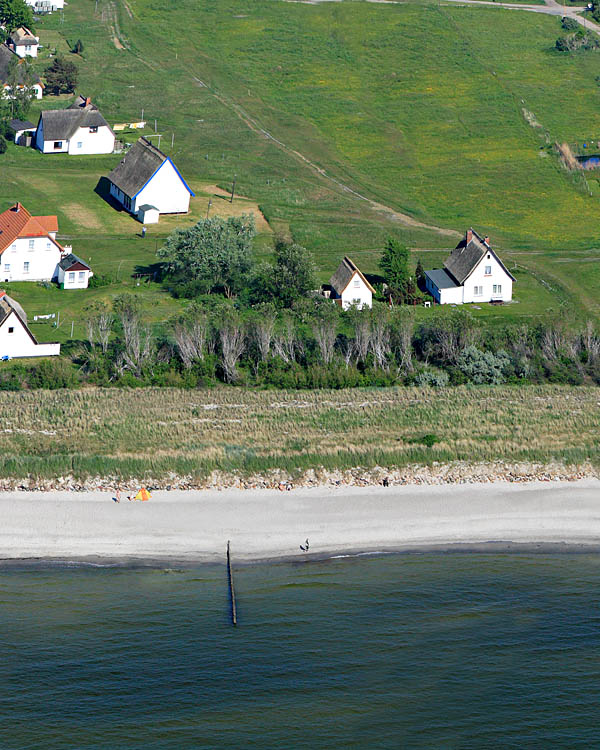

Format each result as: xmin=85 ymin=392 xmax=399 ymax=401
xmin=1 ymin=0 xmax=600 ymax=343
xmin=0 ymin=385 xmax=597 ymax=480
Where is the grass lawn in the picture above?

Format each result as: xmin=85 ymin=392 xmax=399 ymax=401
xmin=1 ymin=0 xmax=599 ymax=337
xmin=0 ymin=385 xmax=597 ymax=480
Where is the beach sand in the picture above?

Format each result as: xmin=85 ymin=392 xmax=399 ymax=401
xmin=0 ymin=479 xmax=599 ymax=561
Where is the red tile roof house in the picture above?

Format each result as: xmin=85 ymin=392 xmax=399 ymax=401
xmin=0 ymin=291 xmax=60 ymax=358
xmin=424 ymin=229 xmax=515 ymax=305
xmin=0 ymin=202 xmax=67 ymax=283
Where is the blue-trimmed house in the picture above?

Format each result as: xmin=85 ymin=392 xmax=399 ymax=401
xmin=107 ymin=136 xmax=194 ymax=223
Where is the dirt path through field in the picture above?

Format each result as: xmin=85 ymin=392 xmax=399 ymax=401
xmin=191 ymin=75 xmax=459 ymax=237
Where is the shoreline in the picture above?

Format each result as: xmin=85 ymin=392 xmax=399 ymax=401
xmin=1 ymin=479 xmax=600 ymax=561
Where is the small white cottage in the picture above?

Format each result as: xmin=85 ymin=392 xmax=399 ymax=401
xmin=24 ymin=0 xmax=64 ymax=10
xmin=425 ymin=229 xmax=515 ymax=305
xmin=0 ymin=44 xmax=43 ymax=100
xmin=35 ymin=95 xmax=115 ymax=155
xmin=329 ymin=256 xmax=375 ymax=310
xmin=106 ymin=137 xmax=195 ymax=222
xmin=7 ymin=27 xmax=40 ymax=58
xmin=0 ymin=291 xmax=60 ymax=358
xmin=57 ymin=253 xmax=93 ymax=289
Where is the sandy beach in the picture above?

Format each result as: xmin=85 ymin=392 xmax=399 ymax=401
xmin=0 ymin=479 xmax=598 ymax=561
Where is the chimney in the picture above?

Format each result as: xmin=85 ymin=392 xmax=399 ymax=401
xmin=0 ymin=290 xmax=5 ymax=299
xmin=466 ymin=228 xmax=473 ymax=244
xmin=85 ymin=96 xmax=91 ymax=106
xmin=13 ymin=202 xmax=20 ymax=212
xmin=484 ymin=236 xmax=490 ymax=246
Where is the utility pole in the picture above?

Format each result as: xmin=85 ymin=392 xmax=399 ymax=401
xmin=154 ymin=119 xmax=157 ymax=133
xmin=70 ymin=320 xmax=74 ymax=338
xmin=157 ymin=134 xmax=162 ymax=149
xmin=206 ymin=198 xmax=212 ymax=219
xmin=230 ymin=175 xmax=236 ymax=204
xmin=141 ymin=108 xmax=144 ymax=120
xmin=171 ymin=132 xmax=174 ymax=148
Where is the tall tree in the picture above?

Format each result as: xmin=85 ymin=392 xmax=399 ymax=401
xmin=0 ymin=0 xmax=34 ymax=39
xmin=272 ymin=238 xmax=316 ymax=307
xmin=4 ymin=56 xmax=35 ymax=119
xmin=158 ymin=214 xmax=255 ymax=298
xmin=44 ymin=56 xmax=78 ymax=95
xmin=379 ymin=238 xmax=410 ymax=300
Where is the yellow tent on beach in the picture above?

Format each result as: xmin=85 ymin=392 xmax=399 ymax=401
xmin=135 ymin=488 xmax=151 ymax=502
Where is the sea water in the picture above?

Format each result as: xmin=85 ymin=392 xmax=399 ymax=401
xmin=2 ymin=553 xmax=600 ymax=749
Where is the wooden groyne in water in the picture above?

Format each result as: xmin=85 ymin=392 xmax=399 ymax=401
xmin=227 ymin=540 xmax=237 ymax=626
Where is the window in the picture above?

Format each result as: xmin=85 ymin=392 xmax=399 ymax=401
xmin=68 ymin=272 xmax=75 ymax=282
xmin=23 ymin=262 xmax=29 ymax=274
xmin=353 ymin=278 xmax=360 ymax=288
xmin=78 ymin=271 xmax=85 ymax=281
xmin=11 ymin=244 xmax=16 ymax=252
xmin=4 ymin=264 xmax=9 ymax=272
xmin=89 ymin=126 xmax=98 ymax=134
xmin=46 ymin=242 xmax=52 ymax=250
xmin=28 ymin=239 xmax=34 ymax=250
xmin=53 ymin=141 xmax=62 ymax=150
xmin=77 ymin=142 xmax=83 ymax=149
xmin=8 ymin=327 xmax=14 ymax=334
xmin=25 ymin=45 xmax=31 ymax=51
xmin=484 ymin=265 xmax=492 ymax=275
xmin=493 ymin=284 xmax=502 ymax=295
xmin=473 ymin=285 xmax=483 ymax=296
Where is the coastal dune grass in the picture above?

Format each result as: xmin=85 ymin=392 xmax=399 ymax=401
xmin=0 ymin=386 xmax=598 ymax=481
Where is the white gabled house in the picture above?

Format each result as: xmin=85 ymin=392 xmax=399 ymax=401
xmin=0 ymin=44 xmax=43 ymax=100
xmin=0 ymin=291 xmax=60 ymax=359
xmin=425 ymin=229 xmax=515 ymax=305
xmin=328 ymin=256 xmax=375 ymax=310
xmin=7 ymin=27 xmax=40 ymax=58
xmin=0 ymin=203 xmax=64 ymax=283
xmin=106 ymin=136 xmax=195 ymax=222
xmin=35 ymin=95 xmax=115 ymax=155
xmin=57 ymin=253 xmax=93 ymax=289
xmin=24 ymin=0 xmax=64 ymax=11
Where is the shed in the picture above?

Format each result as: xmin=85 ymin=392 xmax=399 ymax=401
xmin=137 ymin=204 xmax=160 ymax=224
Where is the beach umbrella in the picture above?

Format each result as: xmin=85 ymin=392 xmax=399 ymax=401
xmin=135 ymin=487 xmax=151 ymax=502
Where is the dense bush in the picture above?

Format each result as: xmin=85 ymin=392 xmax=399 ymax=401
xmin=457 ymin=346 xmax=510 ymax=385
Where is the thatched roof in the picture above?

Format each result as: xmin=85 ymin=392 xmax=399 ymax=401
xmin=329 ymin=256 xmax=375 ymax=296
xmin=38 ymin=97 xmax=111 ymax=141
xmin=107 ymin=137 xmax=194 ymax=199
xmin=0 ymin=291 xmax=28 ymax=327
xmin=444 ymin=229 xmax=515 ymax=285
xmin=0 ymin=44 xmax=42 ymax=87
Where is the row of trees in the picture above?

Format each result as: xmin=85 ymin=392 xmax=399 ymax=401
xmin=37 ymin=300 xmax=596 ymax=391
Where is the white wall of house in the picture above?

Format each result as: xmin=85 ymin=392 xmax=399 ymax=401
xmin=339 ymin=272 xmax=372 ymax=310
xmin=425 ymin=275 xmax=464 ymax=305
xmin=462 ymin=253 xmax=513 ymax=303
xmin=0 ymin=237 xmax=62 ymax=282
xmin=58 ymin=267 xmax=92 ymax=289
xmin=35 ymin=120 xmax=68 ymax=153
xmin=66 ymin=125 xmax=115 ymax=155
xmin=25 ymin=0 xmax=65 ymax=9
xmin=12 ymin=43 xmax=39 ymax=58
xmin=0 ymin=312 xmax=60 ymax=358
xmin=3 ymin=83 xmax=42 ymax=100
xmin=133 ymin=160 xmax=192 ymax=215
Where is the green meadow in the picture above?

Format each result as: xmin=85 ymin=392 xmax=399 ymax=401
xmin=0 ymin=0 xmax=600 ymax=344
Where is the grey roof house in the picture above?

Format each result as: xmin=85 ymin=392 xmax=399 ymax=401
xmin=327 ymin=256 xmax=375 ymax=309
xmin=425 ymin=229 xmax=516 ymax=305
xmin=106 ymin=136 xmax=194 ymax=222
xmin=34 ymin=95 xmax=115 ymax=155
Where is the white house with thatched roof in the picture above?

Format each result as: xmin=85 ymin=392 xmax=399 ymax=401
xmin=425 ymin=229 xmax=515 ymax=305
xmin=328 ymin=256 xmax=374 ymax=310
xmin=7 ymin=27 xmax=39 ymax=58
xmin=0 ymin=291 xmax=60 ymax=358
xmin=35 ymin=95 xmax=115 ymax=154
xmin=106 ymin=137 xmax=194 ymax=222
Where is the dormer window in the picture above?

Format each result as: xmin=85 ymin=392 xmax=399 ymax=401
xmin=89 ymin=126 xmax=98 ymax=133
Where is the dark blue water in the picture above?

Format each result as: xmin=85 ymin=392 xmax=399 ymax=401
xmin=2 ymin=553 xmax=600 ymax=749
